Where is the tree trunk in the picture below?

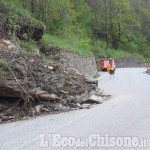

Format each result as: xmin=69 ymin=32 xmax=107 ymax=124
xmin=104 ymin=0 xmax=109 ymax=47
xmin=31 ymin=0 xmax=34 ymax=14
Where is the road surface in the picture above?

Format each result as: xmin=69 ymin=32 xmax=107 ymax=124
xmin=0 ymin=68 xmax=150 ymax=150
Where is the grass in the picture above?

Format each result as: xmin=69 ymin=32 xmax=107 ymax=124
xmin=0 ymin=58 xmax=7 ymax=68
xmin=39 ymin=54 xmax=58 ymax=63
xmin=0 ymin=58 xmax=8 ymax=76
xmin=20 ymin=40 xmax=38 ymax=53
xmin=39 ymin=33 xmax=93 ymax=55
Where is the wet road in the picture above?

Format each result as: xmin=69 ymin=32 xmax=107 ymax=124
xmin=0 ymin=68 xmax=150 ymax=150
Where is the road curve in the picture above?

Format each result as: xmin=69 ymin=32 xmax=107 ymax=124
xmin=0 ymin=68 xmax=150 ymax=150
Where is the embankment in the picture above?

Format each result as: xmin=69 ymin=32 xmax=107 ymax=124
xmin=40 ymin=46 xmax=98 ymax=77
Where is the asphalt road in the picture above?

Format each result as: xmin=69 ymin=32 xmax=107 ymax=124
xmin=0 ymin=68 xmax=150 ymax=150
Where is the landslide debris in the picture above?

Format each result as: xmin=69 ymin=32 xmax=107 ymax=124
xmin=0 ymin=40 xmax=105 ymax=123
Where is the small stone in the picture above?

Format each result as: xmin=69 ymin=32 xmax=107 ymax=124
xmin=29 ymin=60 xmax=35 ymax=62
xmin=55 ymin=103 xmax=67 ymax=111
xmin=88 ymin=95 xmax=103 ymax=104
xmin=23 ymin=117 xmax=31 ymax=120
xmin=35 ymin=105 xmax=42 ymax=113
xmin=41 ymin=108 xmax=49 ymax=112
xmin=8 ymin=45 xmax=15 ymax=50
xmin=48 ymin=66 xmax=54 ymax=70
xmin=81 ymin=104 xmax=91 ymax=109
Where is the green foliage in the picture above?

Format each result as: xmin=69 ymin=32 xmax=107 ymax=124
xmin=39 ymin=54 xmax=57 ymax=63
xmin=2 ymin=0 xmax=150 ymax=58
xmin=120 ymin=31 xmax=147 ymax=55
xmin=1 ymin=0 xmax=44 ymax=27
xmin=143 ymin=46 xmax=150 ymax=58
xmin=20 ymin=40 xmax=37 ymax=53
xmin=0 ymin=58 xmax=7 ymax=68
xmin=92 ymin=39 xmax=143 ymax=59
xmin=0 ymin=58 xmax=8 ymax=76
xmin=39 ymin=33 xmax=93 ymax=55
xmin=7 ymin=15 xmax=20 ymax=34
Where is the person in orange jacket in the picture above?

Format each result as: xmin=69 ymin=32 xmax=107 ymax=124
xmin=107 ymin=63 xmax=111 ymax=72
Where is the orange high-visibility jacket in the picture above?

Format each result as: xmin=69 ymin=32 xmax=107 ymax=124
xmin=107 ymin=64 xmax=111 ymax=72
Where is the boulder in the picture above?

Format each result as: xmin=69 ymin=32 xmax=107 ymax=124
xmin=39 ymin=94 xmax=58 ymax=101
xmin=84 ymin=95 xmax=103 ymax=104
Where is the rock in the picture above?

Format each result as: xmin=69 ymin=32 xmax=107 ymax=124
xmin=85 ymin=75 xmax=98 ymax=85
xmin=2 ymin=116 xmax=15 ymax=121
xmin=81 ymin=104 xmax=91 ymax=109
xmin=86 ymin=95 xmax=103 ymax=104
xmin=68 ymin=103 xmax=84 ymax=109
xmin=44 ymin=65 xmax=47 ymax=68
xmin=31 ymin=88 xmax=47 ymax=95
xmin=35 ymin=105 xmax=49 ymax=114
xmin=68 ymin=103 xmax=79 ymax=108
xmin=55 ymin=103 xmax=67 ymax=111
xmin=31 ymin=108 xmax=36 ymax=116
xmin=48 ymin=66 xmax=54 ymax=70
xmin=102 ymin=95 xmax=111 ymax=100
xmin=35 ymin=105 xmax=42 ymax=114
xmin=76 ymin=103 xmax=84 ymax=109
xmin=61 ymin=100 xmax=68 ymax=106
xmin=39 ymin=93 xmax=58 ymax=101
xmin=41 ymin=108 xmax=49 ymax=112
xmin=0 ymin=39 xmax=18 ymax=51
xmin=23 ymin=117 xmax=31 ymax=120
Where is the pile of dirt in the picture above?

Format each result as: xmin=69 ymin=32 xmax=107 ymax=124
xmin=0 ymin=41 xmax=105 ymax=123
